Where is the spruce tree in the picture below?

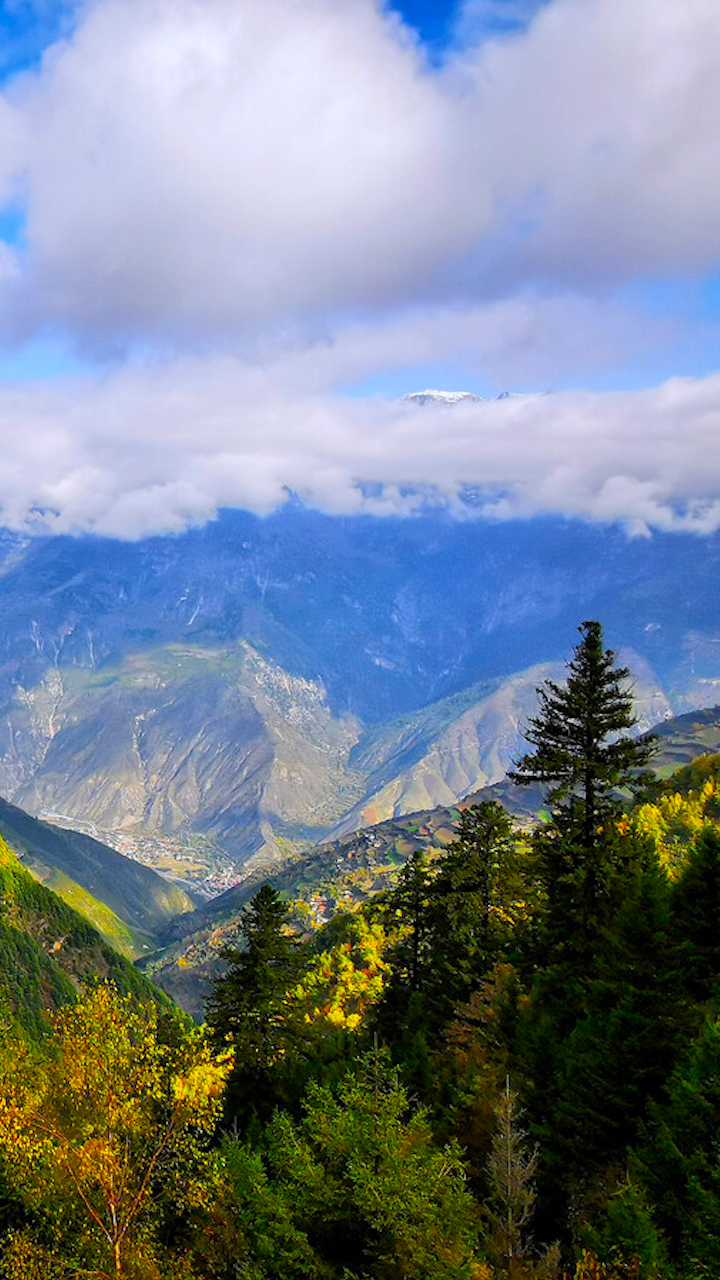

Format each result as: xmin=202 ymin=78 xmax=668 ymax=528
xmin=206 ymin=883 xmax=304 ymax=1123
xmin=509 ymin=620 xmax=655 ymax=852
xmin=428 ymin=802 xmax=522 ymax=1005
xmin=508 ymin=629 xmax=670 ymax=1237
xmin=376 ymin=852 xmax=437 ymax=1081
xmin=385 ymin=850 xmax=435 ymax=998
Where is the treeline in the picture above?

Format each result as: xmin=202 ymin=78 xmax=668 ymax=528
xmin=2 ymin=621 xmax=720 ymax=1277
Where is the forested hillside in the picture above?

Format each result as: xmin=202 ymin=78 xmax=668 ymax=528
xmin=0 ymin=795 xmax=194 ymax=957
xmin=141 ymin=702 xmax=720 ymax=1018
xmin=0 ymin=834 xmax=173 ymax=1039
xmin=2 ymin=622 xmax=720 ymax=1276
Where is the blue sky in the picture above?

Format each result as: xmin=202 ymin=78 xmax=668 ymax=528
xmin=0 ymin=1 xmax=462 ymax=78
xmin=393 ymin=0 xmax=458 ymax=43
xmin=0 ymin=1 xmax=75 ymax=80
xmin=0 ymin=0 xmax=718 ymax=538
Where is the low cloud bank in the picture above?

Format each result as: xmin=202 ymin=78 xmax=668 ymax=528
xmin=0 ymin=362 xmax=718 ymax=539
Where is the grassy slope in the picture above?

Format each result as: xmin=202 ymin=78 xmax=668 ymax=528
xmin=0 ymin=795 xmax=195 ymax=957
xmin=26 ymin=862 xmax=146 ymax=957
xmin=0 ymin=834 xmax=175 ymax=1040
xmin=645 ymin=704 xmax=720 ymax=774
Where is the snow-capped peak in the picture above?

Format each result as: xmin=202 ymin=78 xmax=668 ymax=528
xmin=403 ymin=389 xmax=548 ymax=407
xmin=403 ymin=390 xmax=484 ymax=406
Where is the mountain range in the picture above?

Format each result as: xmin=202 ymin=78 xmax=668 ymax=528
xmin=2 ymin=509 xmax=720 ymax=883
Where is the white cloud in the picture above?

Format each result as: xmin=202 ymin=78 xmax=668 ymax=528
xmin=1 ymin=0 xmax=479 ymax=344
xmin=458 ymin=0 xmax=720 ymax=287
xmin=0 ymin=0 xmax=717 ymax=345
xmin=273 ymin=293 xmax=677 ymax=391
xmin=0 ymin=0 xmax=717 ymax=544
xmin=0 ymin=357 xmax=719 ymax=538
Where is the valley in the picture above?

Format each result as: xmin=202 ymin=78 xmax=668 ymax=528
xmin=3 ymin=509 xmax=720 ymax=1009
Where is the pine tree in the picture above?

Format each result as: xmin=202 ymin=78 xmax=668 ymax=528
xmin=427 ymin=802 xmax=523 ymax=1005
xmin=670 ymin=827 xmax=720 ymax=1005
xmin=385 ymin=850 xmax=435 ymax=997
xmin=376 ymin=852 xmax=437 ymax=1080
xmin=509 ymin=620 xmax=656 ymax=852
xmin=206 ymin=884 xmax=305 ymax=1123
xmin=486 ymin=1077 xmax=539 ymax=1275
xmin=440 ymin=802 xmax=518 ymax=952
xmin=380 ymin=809 xmax=525 ymax=1044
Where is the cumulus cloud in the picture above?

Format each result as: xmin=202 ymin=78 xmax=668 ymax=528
xmin=1 ymin=0 xmax=478 ymax=344
xmin=0 ymin=0 xmax=717 ymax=344
xmin=458 ymin=0 xmax=720 ymax=287
xmin=0 ymin=358 xmax=719 ymax=538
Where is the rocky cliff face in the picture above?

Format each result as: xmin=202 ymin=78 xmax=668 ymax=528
xmin=0 ymin=643 xmax=366 ymax=873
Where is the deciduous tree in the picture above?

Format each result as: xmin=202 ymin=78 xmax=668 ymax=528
xmin=0 ymin=984 xmax=229 ymax=1280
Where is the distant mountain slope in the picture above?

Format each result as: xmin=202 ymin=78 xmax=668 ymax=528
xmin=0 ymin=642 xmax=365 ymax=875
xmin=329 ymin=652 xmax=670 ymax=839
xmin=644 ymin=705 xmax=720 ymax=773
xmin=2 ymin=510 xmax=720 ymax=872
xmin=0 ymin=795 xmax=194 ymax=956
xmin=0 ymin=835 xmax=174 ymax=1040
xmin=0 ymin=641 xmax=673 ymax=884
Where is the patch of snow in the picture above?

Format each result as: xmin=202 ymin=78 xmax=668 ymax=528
xmin=403 ymin=390 xmax=484 ymax=406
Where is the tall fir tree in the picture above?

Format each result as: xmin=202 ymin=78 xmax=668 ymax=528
xmin=509 ymin=620 xmax=656 ymax=853
xmin=507 ymin=624 xmax=670 ymax=1243
xmin=510 ymin=621 xmax=657 ymax=948
xmin=206 ymin=883 xmax=305 ymax=1124
xmin=427 ymin=801 xmax=524 ymax=1007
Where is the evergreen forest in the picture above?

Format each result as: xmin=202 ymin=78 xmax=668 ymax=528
xmin=2 ymin=621 xmax=720 ymax=1278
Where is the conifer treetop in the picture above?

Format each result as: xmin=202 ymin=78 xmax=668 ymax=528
xmin=509 ymin=620 xmax=656 ymax=841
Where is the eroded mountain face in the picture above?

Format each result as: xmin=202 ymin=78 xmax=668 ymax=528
xmin=0 ymin=508 xmax=719 ymax=881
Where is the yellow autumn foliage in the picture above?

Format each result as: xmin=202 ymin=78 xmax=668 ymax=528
xmin=293 ymin=914 xmax=390 ymax=1031
xmin=634 ymin=779 xmax=720 ymax=878
xmin=0 ymin=984 xmax=231 ymax=1280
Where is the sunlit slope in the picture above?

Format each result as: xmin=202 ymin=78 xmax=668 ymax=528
xmin=0 ymin=835 xmax=174 ymax=1039
xmin=646 ymin=705 xmax=720 ymax=774
xmin=0 ymin=795 xmax=194 ymax=956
